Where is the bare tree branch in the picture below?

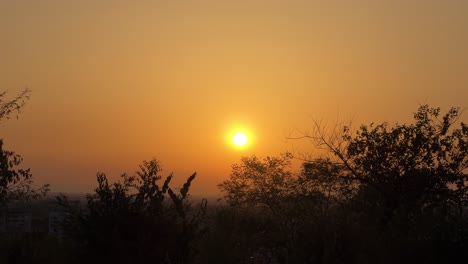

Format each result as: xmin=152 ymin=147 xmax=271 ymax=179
xmin=0 ymin=88 xmax=31 ymax=122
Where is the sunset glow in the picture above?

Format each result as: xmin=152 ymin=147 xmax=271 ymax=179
xmin=0 ymin=0 xmax=467 ymax=197
xmin=1 ymin=1 xmax=466 ymax=261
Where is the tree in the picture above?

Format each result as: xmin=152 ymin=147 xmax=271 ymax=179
xmin=0 ymin=89 xmax=49 ymax=206
xmin=295 ymin=105 xmax=467 ymax=213
xmin=218 ymin=153 xmax=348 ymax=263
xmin=347 ymin=106 xmax=467 ymax=219
xmin=293 ymin=105 xmax=468 ymax=262
xmin=299 ymin=157 xmax=355 ymax=215
xmin=219 ymin=105 xmax=468 ymax=263
xmin=218 ymin=154 xmax=295 ymax=261
xmin=0 ymin=141 xmax=49 ymax=206
xmin=58 ymin=159 xmax=207 ymax=264
xmin=219 ymin=153 xmax=295 ymax=210
xmin=220 ymin=105 xmax=467 ymax=263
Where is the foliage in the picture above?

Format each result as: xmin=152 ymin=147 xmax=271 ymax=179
xmin=329 ymin=105 xmax=467 ymax=242
xmin=219 ymin=153 xmax=295 ymax=209
xmin=58 ymin=159 xmax=207 ymax=264
xmin=299 ymin=157 xmax=356 ymax=212
xmin=0 ymin=89 xmax=49 ymax=207
xmin=344 ymin=105 xmax=467 ymax=208
xmin=299 ymin=105 xmax=468 ymax=262
xmin=0 ymin=140 xmax=50 ymax=207
xmin=218 ymin=153 xmax=299 ymax=262
xmin=218 ymin=105 xmax=468 ymax=263
xmin=218 ymin=153 xmax=355 ymax=263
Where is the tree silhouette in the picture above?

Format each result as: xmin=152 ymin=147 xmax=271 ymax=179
xmin=299 ymin=157 xmax=356 ymax=214
xmin=219 ymin=153 xmax=295 ymax=209
xmin=218 ymin=153 xmax=298 ymax=262
xmin=292 ymin=105 xmax=468 ymax=263
xmin=0 ymin=141 xmax=49 ymax=206
xmin=219 ymin=105 xmax=467 ymax=263
xmin=58 ymin=159 xmax=207 ymax=264
xmin=0 ymin=89 xmax=49 ymax=206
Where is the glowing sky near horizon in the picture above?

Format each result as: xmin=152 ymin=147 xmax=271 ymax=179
xmin=1 ymin=0 xmax=467 ymax=196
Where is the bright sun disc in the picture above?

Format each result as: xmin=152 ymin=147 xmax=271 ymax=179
xmin=233 ymin=132 xmax=248 ymax=146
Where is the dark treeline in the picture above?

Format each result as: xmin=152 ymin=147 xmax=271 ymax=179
xmin=0 ymin=95 xmax=467 ymax=263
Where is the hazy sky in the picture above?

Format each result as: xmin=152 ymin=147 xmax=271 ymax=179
xmin=1 ymin=0 xmax=467 ymax=196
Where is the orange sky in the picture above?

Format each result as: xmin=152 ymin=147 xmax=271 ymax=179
xmin=1 ymin=0 xmax=467 ymax=196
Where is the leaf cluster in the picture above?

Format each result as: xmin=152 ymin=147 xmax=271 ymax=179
xmin=0 ymin=139 xmax=49 ymax=207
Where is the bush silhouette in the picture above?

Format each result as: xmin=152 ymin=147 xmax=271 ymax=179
xmin=58 ymin=159 xmax=207 ymax=264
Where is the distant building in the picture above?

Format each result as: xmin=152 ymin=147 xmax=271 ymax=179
xmin=0 ymin=210 xmax=32 ymax=233
xmin=48 ymin=211 xmax=66 ymax=238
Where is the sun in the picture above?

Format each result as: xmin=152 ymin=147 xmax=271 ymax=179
xmin=233 ymin=132 xmax=248 ymax=147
